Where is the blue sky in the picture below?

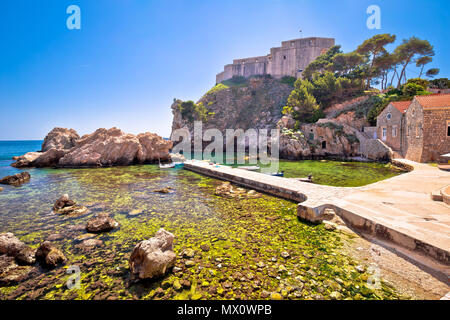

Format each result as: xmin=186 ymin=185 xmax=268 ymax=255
xmin=0 ymin=0 xmax=449 ymax=140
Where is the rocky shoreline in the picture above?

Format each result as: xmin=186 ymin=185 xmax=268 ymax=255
xmin=12 ymin=127 xmax=173 ymax=169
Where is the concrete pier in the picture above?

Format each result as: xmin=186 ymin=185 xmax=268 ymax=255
xmin=184 ymin=159 xmax=450 ymax=281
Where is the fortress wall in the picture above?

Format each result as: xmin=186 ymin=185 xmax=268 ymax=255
xmin=216 ymin=37 xmax=335 ymax=83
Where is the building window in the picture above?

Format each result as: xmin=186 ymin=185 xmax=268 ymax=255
xmin=386 ymin=113 xmax=392 ymax=120
xmin=382 ymin=127 xmax=387 ymax=141
xmin=392 ymin=125 xmax=397 ymax=137
xmin=447 ymin=120 xmax=450 ymax=137
xmin=322 ymin=141 xmax=327 ymax=149
xmin=283 ymin=56 xmax=286 ymax=60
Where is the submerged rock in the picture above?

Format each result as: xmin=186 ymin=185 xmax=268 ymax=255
xmin=214 ymin=182 xmax=260 ymax=199
xmin=0 ymin=233 xmax=36 ymax=265
xmin=53 ymin=194 xmax=88 ymax=216
xmin=129 ymin=228 xmax=176 ymax=281
xmin=153 ymin=187 xmax=173 ymax=194
xmin=0 ymin=255 xmax=34 ymax=286
xmin=0 ymin=172 xmax=31 ymax=186
xmin=86 ymin=213 xmax=119 ymax=233
xmin=36 ymin=241 xmax=66 ymax=268
xmin=76 ymin=239 xmax=103 ymax=250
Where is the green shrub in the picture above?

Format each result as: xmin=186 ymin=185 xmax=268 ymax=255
xmin=179 ymin=100 xmax=209 ymax=122
xmin=280 ymin=76 xmax=297 ymax=86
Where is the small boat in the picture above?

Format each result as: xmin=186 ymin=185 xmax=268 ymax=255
xmin=299 ymin=175 xmax=314 ymax=183
xmin=174 ymin=162 xmax=184 ymax=168
xmin=264 ymin=171 xmax=284 ymax=177
xmin=159 ymin=163 xmax=176 ymax=169
xmin=237 ymin=166 xmax=260 ymax=172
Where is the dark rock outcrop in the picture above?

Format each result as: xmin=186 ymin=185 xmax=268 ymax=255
xmin=35 ymin=241 xmax=66 ymax=268
xmin=278 ymin=117 xmax=361 ymax=160
xmin=129 ymin=228 xmax=176 ymax=281
xmin=0 ymin=233 xmax=36 ymax=265
xmin=86 ymin=213 xmax=119 ymax=233
xmin=0 ymin=172 xmax=31 ymax=186
xmin=53 ymin=194 xmax=88 ymax=216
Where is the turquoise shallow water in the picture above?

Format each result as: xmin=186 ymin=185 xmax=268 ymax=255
xmin=0 ymin=141 xmax=43 ymax=177
xmin=0 ymin=141 xmax=403 ymax=300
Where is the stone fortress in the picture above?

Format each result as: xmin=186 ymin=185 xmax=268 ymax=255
xmin=216 ymin=37 xmax=335 ymax=83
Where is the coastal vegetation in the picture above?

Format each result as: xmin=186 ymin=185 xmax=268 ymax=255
xmin=282 ymin=34 xmax=445 ymax=124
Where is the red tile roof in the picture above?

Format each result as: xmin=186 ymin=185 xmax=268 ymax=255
xmin=390 ymin=101 xmax=411 ymax=113
xmin=415 ymin=93 xmax=450 ymax=109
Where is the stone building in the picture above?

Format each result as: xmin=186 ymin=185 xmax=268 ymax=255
xmin=376 ymin=94 xmax=450 ymax=162
xmin=404 ymin=94 xmax=450 ymax=162
xmin=216 ymin=37 xmax=335 ymax=83
xmin=377 ymin=101 xmax=411 ymax=153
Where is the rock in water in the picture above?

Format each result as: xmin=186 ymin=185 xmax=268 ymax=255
xmin=41 ymin=127 xmax=79 ymax=152
xmin=35 ymin=241 xmax=66 ymax=268
xmin=11 ymin=127 xmax=172 ymax=168
xmin=11 ymin=152 xmax=42 ymax=168
xmin=0 ymin=255 xmax=34 ymax=286
xmin=58 ymin=128 xmax=173 ymax=167
xmin=86 ymin=213 xmax=119 ymax=233
xmin=53 ymin=194 xmax=76 ymax=211
xmin=129 ymin=228 xmax=176 ymax=281
xmin=53 ymin=194 xmax=88 ymax=216
xmin=0 ymin=233 xmax=36 ymax=265
xmin=0 ymin=172 xmax=31 ymax=186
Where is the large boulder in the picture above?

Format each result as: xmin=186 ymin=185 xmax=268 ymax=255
xmin=33 ymin=148 xmax=67 ymax=167
xmin=0 ymin=172 xmax=31 ymax=186
xmin=0 ymin=233 xmax=36 ymax=265
xmin=41 ymin=127 xmax=80 ymax=152
xmin=129 ymin=228 xmax=176 ymax=281
xmin=86 ymin=213 xmax=119 ymax=233
xmin=58 ymin=128 xmax=173 ymax=167
xmin=11 ymin=127 xmax=172 ymax=168
xmin=35 ymin=241 xmax=66 ymax=268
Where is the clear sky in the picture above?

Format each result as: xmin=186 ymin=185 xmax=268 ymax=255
xmin=0 ymin=0 xmax=448 ymax=140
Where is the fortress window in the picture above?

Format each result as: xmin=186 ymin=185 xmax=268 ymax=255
xmin=283 ymin=56 xmax=286 ymax=60
xmin=447 ymin=120 xmax=450 ymax=137
xmin=321 ymin=141 xmax=327 ymax=149
xmin=386 ymin=113 xmax=392 ymax=120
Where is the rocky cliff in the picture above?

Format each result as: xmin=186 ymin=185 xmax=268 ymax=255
xmin=170 ymin=76 xmax=374 ymax=159
xmin=171 ymin=77 xmax=293 ymax=147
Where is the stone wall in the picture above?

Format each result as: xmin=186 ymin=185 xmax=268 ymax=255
xmin=216 ymin=37 xmax=335 ymax=83
xmin=404 ymin=100 xmax=425 ymax=162
xmin=377 ymin=104 xmax=404 ymax=152
xmin=422 ymin=108 xmax=450 ymax=162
